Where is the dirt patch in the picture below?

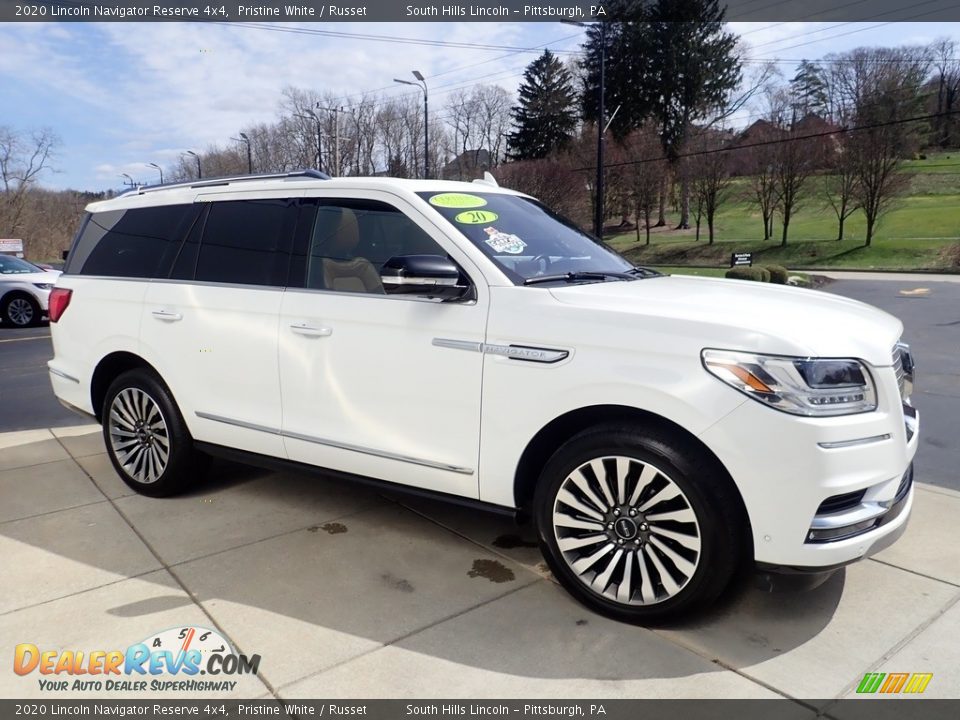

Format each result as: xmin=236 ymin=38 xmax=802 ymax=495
xmin=937 ymin=242 xmax=960 ymax=268
xmin=381 ymin=573 xmax=415 ymax=593
xmin=492 ymin=534 xmax=538 ymax=549
xmin=467 ymin=559 xmax=515 ymax=584
xmin=307 ymin=522 xmax=348 ymax=534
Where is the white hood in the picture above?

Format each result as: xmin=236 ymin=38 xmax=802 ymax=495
xmin=549 ymin=275 xmax=902 ymax=367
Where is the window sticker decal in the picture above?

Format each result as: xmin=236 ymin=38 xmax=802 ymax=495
xmin=428 ymin=193 xmax=488 ymax=209
xmin=483 ymin=227 xmax=527 ymax=254
xmin=454 ymin=210 xmax=499 ymax=224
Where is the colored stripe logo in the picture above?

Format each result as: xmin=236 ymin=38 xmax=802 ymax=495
xmin=857 ymin=672 xmax=933 ymax=694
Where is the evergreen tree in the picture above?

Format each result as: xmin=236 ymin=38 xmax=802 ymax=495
xmin=790 ymin=60 xmax=828 ymax=118
xmin=507 ymin=50 xmax=578 ymax=160
xmin=580 ymin=0 xmax=741 ymax=226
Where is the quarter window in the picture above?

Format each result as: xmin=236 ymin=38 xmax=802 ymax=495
xmin=69 ymin=204 xmax=199 ymax=278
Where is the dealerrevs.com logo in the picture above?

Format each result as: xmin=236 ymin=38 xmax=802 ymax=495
xmin=13 ymin=626 xmax=260 ymax=693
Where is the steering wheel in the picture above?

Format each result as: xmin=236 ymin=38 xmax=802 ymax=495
xmin=531 ymin=254 xmax=552 ymax=275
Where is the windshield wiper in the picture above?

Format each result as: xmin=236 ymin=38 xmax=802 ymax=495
xmin=627 ymin=266 xmax=663 ymax=278
xmin=523 ymin=271 xmax=635 ymax=286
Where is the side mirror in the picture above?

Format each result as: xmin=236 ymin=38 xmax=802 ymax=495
xmin=380 ymin=255 xmax=469 ymax=300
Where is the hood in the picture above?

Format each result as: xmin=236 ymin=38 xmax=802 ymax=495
xmin=1 ymin=269 xmax=61 ymax=284
xmin=548 ymin=275 xmax=902 ymax=367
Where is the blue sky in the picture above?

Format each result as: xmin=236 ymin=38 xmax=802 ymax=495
xmin=2 ymin=21 xmax=959 ymax=191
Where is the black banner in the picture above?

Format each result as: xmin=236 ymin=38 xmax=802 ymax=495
xmin=1 ymin=700 xmax=959 ymax=720
xmin=2 ymin=0 xmax=960 ymax=23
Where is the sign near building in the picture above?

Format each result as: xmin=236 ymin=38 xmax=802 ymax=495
xmin=0 ymin=239 xmax=24 ymax=257
xmin=730 ymin=252 xmax=753 ymax=267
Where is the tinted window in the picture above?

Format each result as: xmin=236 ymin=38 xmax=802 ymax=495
xmin=0 ymin=256 xmax=42 ymax=274
xmin=71 ymin=205 xmax=199 ymax=278
xmin=302 ymin=199 xmax=447 ymax=294
xmin=195 ymin=199 xmax=296 ymax=286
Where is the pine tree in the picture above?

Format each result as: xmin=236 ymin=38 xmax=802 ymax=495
xmin=790 ymin=60 xmax=828 ymax=118
xmin=507 ymin=50 xmax=578 ymax=160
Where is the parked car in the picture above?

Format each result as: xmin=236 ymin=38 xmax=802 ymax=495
xmin=0 ymin=255 xmax=61 ymax=326
xmin=47 ymin=171 xmax=918 ymax=623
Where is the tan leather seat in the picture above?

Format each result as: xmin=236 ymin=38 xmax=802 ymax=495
xmin=308 ymin=207 xmax=384 ymax=294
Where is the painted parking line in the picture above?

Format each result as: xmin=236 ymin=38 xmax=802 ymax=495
xmin=0 ymin=335 xmax=51 ymax=343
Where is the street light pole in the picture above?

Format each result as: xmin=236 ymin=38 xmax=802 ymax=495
xmin=185 ymin=150 xmax=201 ymax=179
xmin=238 ymin=132 xmax=253 ymax=174
xmin=147 ymin=163 xmax=163 ymax=184
xmin=295 ymin=111 xmax=324 ymax=172
xmin=394 ymin=71 xmax=429 ymax=178
xmin=564 ymin=19 xmax=607 ymax=238
xmin=120 ymin=173 xmax=135 ymax=188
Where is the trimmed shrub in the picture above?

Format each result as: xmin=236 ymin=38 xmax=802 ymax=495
xmin=764 ymin=264 xmax=790 ymax=284
xmin=725 ymin=266 xmax=770 ymax=282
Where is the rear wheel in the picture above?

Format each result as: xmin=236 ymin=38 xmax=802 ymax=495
xmin=534 ymin=424 xmax=746 ymax=623
xmin=3 ymin=293 xmax=41 ymax=327
xmin=103 ymin=369 xmax=209 ymax=497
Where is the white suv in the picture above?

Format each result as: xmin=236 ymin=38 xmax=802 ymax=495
xmin=48 ymin=171 xmax=918 ymax=623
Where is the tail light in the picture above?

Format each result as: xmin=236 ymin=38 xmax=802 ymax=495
xmin=48 ymin=288 xmax=72 ymax=323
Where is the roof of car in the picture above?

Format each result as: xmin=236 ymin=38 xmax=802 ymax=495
xmin=86 ymin=171 xmax=522 ymax=213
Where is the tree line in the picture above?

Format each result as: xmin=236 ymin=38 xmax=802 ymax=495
xmin=3 ymin=0 xmax=960 ymax=258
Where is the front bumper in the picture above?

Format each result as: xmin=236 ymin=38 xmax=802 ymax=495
xmin=699 ymin=365 xmax=917 ymax=570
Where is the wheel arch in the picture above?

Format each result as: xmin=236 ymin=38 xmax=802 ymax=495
xmin=513 ymin=404 xmax=750 ymax=531
xmin=90 ymin=351 xmax=162 ymax=422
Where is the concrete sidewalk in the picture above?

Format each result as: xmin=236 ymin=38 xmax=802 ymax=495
xmin=2 ymin=425 xmax=959 ymax=705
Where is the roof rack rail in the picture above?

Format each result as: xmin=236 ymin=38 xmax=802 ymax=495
xmin=122 ymin=169 xmax=331 ymax=197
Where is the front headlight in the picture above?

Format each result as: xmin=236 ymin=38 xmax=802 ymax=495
xmin=702 ymin=349 xmax=877 ymax=417
xmin=33 ymin=283 xmax=54 ymax=290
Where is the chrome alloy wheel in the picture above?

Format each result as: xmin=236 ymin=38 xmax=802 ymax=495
xmin=552 ymin=456 xmax=702 ymax=605
xmin=7 ymin=297 xmax=34 ymax=326
xmin=108 ymin=388 xmax=170 ymax=484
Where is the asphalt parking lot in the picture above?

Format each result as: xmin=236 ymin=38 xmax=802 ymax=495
xmin=1 ymin=275 xmax=958 ymax=705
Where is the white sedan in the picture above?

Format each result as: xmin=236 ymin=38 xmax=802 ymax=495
xmin=0 ymin=255 xmax=62 ymax=327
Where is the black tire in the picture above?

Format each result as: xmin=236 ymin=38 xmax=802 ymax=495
xmin=102 ymin=368 xmax=209 ymax=497
xmin=533 ymin=423 xmax=747 ymax=624
xmin=3 ymin=293 xmax=41 ymax=327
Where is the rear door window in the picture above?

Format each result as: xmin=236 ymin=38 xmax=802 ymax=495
xmin=194 ymin=199 xmax=298 ymax=287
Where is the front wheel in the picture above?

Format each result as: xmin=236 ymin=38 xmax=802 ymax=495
xmin=534 ymin=424 xmax=746 ymax=624
xmin=3 ymin=293 xmax=41 ymax=327
xmin=103 ymin=369 xmax=209 ymax=497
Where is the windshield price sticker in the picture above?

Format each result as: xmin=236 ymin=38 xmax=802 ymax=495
xmin=429 ymin=193 xmax=488 ymax=209
xmin=455 ymin=210 xmax=499 ymax=224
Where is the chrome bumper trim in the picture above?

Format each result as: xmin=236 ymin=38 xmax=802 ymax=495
xmin=818 ymin=433 xmax=891 ymax=449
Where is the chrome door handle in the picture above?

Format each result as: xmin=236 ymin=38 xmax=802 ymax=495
xmin=290 ymin=323 xmax=332 ymax=337
xmin=151 ymin=310 xmax=183 ymax=322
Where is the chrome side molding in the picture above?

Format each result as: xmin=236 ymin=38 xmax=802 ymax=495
xmin=433 ymin=338 xmax=569 ymax=364
xmin=818 ymin=434 xmax=891 ymax=450
xmin=195 ymin=411 xmax=474 ymax=475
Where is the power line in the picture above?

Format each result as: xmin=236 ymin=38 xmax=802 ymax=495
xmin=573 ymin=109 xmax=959 ymax=172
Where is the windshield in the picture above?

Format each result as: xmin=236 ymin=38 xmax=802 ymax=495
xmin=0 ymin=255 xmax=41 ymax=275
xmin=418 ymin=191 xmax=634 ymax=284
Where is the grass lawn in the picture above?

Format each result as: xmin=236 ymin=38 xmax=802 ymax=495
xmin=608 ymin=155 xmax=960 ymax=272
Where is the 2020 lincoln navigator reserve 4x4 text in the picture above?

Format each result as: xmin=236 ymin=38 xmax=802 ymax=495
xmin=48 ymin=170 xmax=918 ymax=623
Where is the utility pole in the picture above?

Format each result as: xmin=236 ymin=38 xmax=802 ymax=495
xmin=318 ymin=104 xmax=343 ymax=175
xmin=564 ymin=19 xmax=607 ymax=238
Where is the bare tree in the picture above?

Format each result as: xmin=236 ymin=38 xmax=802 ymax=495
xmin=931 ymin=38 xmax=960 ymax=147
xmin=773 ymin=128 xmax=816 ymax=246
xmin=823 ymin=134 xmax=861 ymax=241
xmin=493 ymin=158 xmax=586 ymax=224
xmin=0 ymin=126 xmax=59 ymax=237
xmin=622 ymin=128 xmax=662 ymax=246
xmin=688 ymin=132 xmax=733 ymax=245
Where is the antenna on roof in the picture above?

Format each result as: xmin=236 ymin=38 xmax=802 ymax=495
xmin=472 ymin=171 xmax=499 ymax=187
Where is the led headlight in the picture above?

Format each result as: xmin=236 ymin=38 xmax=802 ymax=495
xmin=702 ymin=349 xmax=877 ymax=417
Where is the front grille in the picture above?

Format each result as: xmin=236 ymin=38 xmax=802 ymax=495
xmin=816 ymin=489 xmax=867 ymax=515
xmin=893 ymin=345 xmax=905 ymax=397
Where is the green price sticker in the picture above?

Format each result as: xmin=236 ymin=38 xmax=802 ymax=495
xmin=429 ymin=193 xmax=488 ymax=209
xmin=454 ymin=210 xmax=499 ymax=224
